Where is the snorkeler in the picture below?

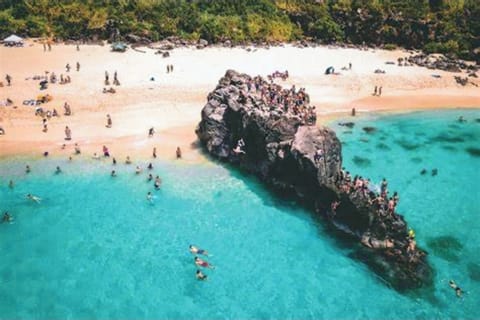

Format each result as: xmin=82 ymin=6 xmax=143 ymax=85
xmin=189 ymin=245 xmax=209 ymax=256
xmin=26 ymin=194 xmax=42 ymax=203
xmin=449 ymin=280 xmax=463 ymax=297
xmin=194 ymin=257 xmax=214 ymax=269
xmin=196 ymin=269 xmax=207 ymax=281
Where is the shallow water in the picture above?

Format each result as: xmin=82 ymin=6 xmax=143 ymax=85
xmin=1 ymin=109 xmax=479 ymax=319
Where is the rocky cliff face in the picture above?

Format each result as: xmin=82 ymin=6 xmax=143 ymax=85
xmin=196 ymin=70 xmax=432 ymax=291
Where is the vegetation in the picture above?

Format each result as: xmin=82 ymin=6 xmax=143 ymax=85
xmin=0 ymin=0 xmax=478 ymax=60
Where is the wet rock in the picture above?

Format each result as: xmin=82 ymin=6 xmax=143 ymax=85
xmin=196 ymin=70 xmax=432 ymax=291
xmin=467 ymin=263 xmax=480 ymax=282
xmin=363 ymin=126 xmax=377 ymax=134
xmin=352 ymin=156 xmax=372 ymax=167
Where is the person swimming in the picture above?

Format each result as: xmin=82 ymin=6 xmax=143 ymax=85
xmin=190 ymin=245 xmax=209 ymax=256
xmin=196 ymin=269 xmax=207 ymax=281
xmin=2 ymin=211 xmax=12 ymax=223
xmin=26 ymin=194 xmax=42 ymax=203
xmin=147 ymin=163 xmax=153 ymax=170
xmin=154 ymin=176 xmax=162 ymax=189
xmin=55 ymin=166 xmax=62 ymax=174
xmin=147 ymin=173 xmax=153 ymax=181
xmin=135 ymin=166 xmax=142 ymax=174
xmin=92 ymin=153 xmax=101 ymax=160
xmin=194 ymin=257 xmax=214 ymax=269
xmin=8 ymin=180 xmax=14 ymax=189
xmin=26 ymin=165 xmax=31 ymax=173
xmin=449 ymin=280 xmax=463 ymax=297
xmin=111 ymin=170 xmax=117 ymax=177
xmin=147 ymin=192 xmax=153 ymax=202
xmin=125 ymin=156 xmax=132 ymax=164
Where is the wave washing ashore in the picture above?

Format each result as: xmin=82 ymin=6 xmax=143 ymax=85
xmin=0 ymin=108 xmax=479 ymax=319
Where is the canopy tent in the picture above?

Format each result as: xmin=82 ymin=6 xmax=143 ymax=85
xmin=3 ymin=34 xmax=23 ymax=43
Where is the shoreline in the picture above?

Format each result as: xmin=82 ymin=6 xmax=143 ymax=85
xmin=1 ymin=41 xmax=479 ymax=162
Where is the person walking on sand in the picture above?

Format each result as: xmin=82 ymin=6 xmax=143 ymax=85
xmin=64 ymin=126 xmax=72 ymax=140
xmin=373 ymin=86 xmax=377 ymax=96
xmin=106 ymin=114 xmax=112 ymax=128
xmin=176 ymin=147 xmax=182 ymax=159
xmin=153 ymin=147 xmax=157 ymax=158
xmin=66 ymin=63 xmax=71 ymax=72
xmin=5 ymin=74 xmax=12 ymax=86
xmin=105 ymin=71 xmax=109 ymax=84
xmin=378 ymin=86 xmax=382 ymax=97
xmin=76 ymin=62 xmax=80 ymax=72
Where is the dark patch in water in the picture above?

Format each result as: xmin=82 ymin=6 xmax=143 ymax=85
xmin=426 ymin=236 xmax=463 ymax=262
xmin=339 ymin=122 xmax=355 ymax=128
xmin=359 ymin=138 xmax=370 ymax=143
xmin=448 ymin=123 xmax=461 ymax=129
xmin=378 ymin=136 xmax=386 ymax=141
xmin=441 ymin=145 xmax=457 ymax=152
xmin=352 ymin=156 xmax=372 ymax=167
xmin=415 ymin=131 xmax=427 ymax=137
xmin=475 ymin=118 xmax=480 ymax=123
xmin=396 ymin=139 xmax=422 ymax=151
xmin=376 ymin=142 xmax=390 ymax=151
xmin=467 ymin=263 xmax=480 ymax=282
xmin=362 ymin=126 xmax=377 ymax=134
xmin=410 ymin=157 xmax=422 ymax=163
xmin=342 ymin=130 xmax=353 ymax=135
xmin=466 ymin=147 xmax=480 ymax=157
xmin=430 ymin=133 xmax=465 ymax=144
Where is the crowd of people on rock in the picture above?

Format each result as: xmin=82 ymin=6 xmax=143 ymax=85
xmin=332 ymin=168 xmax=426 ymax=267
xmin=239 ymin=73 xmax=316 ymax=125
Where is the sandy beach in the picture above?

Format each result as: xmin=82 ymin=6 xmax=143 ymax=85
xmin=1 ymin=41 xmax=479 ymax=161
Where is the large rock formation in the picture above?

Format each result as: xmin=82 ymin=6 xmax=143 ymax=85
xmin=196 ymin=70 xmax=433 ymax=290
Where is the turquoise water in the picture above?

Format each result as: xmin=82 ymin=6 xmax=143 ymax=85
xmin=1 ymin=109 xmax=479 ymax=319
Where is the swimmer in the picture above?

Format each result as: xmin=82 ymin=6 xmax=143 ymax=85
xmin=26 ymin=194 xmax=42 ymax=203
xmin=135 ymin=166 xmax=142 ymax=174
xmin=2 ymin=211 xmax=12 ymax=223
xmin=458 ymin=116 xmax=467 ymax=123
xmin=154 ymin=176 xmax=162 ymax=189
xmin=8 ymin=180 xmax=14 ymax=189
xmin=55 ymin=166 xmax=62 ymax=174
xmin=147 ymin=163 xmax=153 ymax=170
xmin=92 ymin=153 xmax=101 ymax=160
xmin=147 ymin=173 xmax=153 ymax=181
xmin=449 ymin=280 xmax=463 ymax=297
xmin=26 ymin=165 xmax=31 ymax=173
xmin=147 ymin=192 xmax=153 ymax=202
xmin=111 ymin=170 xmax=117 ymax=177
xmin=196 ymin=269 xmax=208 ymax=281
xmin=190 ymin=245 xmax=209 ymax=256
xmin=420 ymin=169 xmax=427 ymax=175
xmin=125 ymin=156 xmax=132 ymax=164
xmin=194 ymin=257 xmax=214 ymax=269
xmin=432 ymin=168 xmax=438 ymax=176
xmin=112 ymin=157 xmax=117 ymax=165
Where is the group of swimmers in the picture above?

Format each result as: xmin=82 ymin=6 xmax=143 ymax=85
xmin=189 ymin=245 xmax=213 ymax=281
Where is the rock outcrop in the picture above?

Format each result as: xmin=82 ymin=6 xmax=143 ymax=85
xmin=196 ymin=70 xmax=433 ymax=291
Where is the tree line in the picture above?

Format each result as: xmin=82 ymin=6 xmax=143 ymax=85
xmin=0 ymin=0 xmax=478 ymax=60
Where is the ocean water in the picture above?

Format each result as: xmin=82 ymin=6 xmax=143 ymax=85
xmin=0 ymin=109 xmax=479 ymax=319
